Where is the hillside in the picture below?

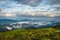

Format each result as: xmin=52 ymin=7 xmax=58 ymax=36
xmin=0 ymin=25 xmax=60 ymax=40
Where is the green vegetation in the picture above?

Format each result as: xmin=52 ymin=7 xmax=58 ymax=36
xmin=0 ymin=25 xmax=60 ymax=40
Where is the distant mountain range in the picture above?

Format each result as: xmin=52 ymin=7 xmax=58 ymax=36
xmin=0 ymin=19 xmax=60 ymax=32
xmin=0 ymin=19 xmax=60 ymax=24
xmin=0 ymin=19 xmax=18 ymax=24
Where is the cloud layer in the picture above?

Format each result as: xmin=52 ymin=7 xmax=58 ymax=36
xmin=0 ymin=0 xmax=60 ymax=19
xmin=14 ymin=0 xmax=43 ymax=6
xmin=14 ymin=0 xmax=60 ymax=6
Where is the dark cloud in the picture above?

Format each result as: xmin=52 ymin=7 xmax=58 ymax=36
xmin=14 ymin=0 xmax=60 ymax=6
xmin=0 ymin=0 xmax=7 ymax=1
xmin=53 ymin=7 xmax=60 ymax=11
xmin=49 ymin=0 xmax=60 ymax=5
xmin=14 ymin=0 xmax=43 ymax=6
xmin=0 ymin=0 xmax=60 ymax=6
xmin=0 ymin=9 xmax=1 ymax=11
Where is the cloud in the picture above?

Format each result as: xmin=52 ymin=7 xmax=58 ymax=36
xmin=5 ymin=13 xmax=15 ymax=17
xmin=14 ymin=0 xmax=43 ymax=6
xmin=0 ymin=0 xmax=60 ymax=12
xmin=0 ymin=10 xmax=60 ymax=20
xmin=0 ymin=0 xmax=60 ymax=19
xmin=51 ymin=5 xmax=60 ymax=11
xmin=0 ymin=0 xmax=7 ymax=1
xmin=14 ymin=0 xmax=60 ymax=6
xmin=49 ymin=0 xmax=60 ymax=5
xmin=0 ymin=11 xmax=17 ymax=19
xmin=13 ymin=11 xmax=60 ymax=17
xmin=40 ymin=11 xmax=60 ymax=17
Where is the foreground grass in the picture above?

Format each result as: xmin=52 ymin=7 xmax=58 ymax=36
xmin=0 ymin=25 xmax=60 ymax=40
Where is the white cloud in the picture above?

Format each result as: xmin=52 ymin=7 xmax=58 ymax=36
xmin=0 ymin=0 xmax=60 ymax=19
xmin=13 ymin=11 xmax=60 ymax=17
xmin=0 ymin=11 xmax=17 ymax=19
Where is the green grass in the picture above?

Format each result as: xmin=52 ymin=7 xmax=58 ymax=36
xmin=0 ymin=25 xmax=60 ymax=40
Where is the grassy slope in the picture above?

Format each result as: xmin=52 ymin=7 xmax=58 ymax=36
xmin=0 ymin=25 xmax=60 ymax=40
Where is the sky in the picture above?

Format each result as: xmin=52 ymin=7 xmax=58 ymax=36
xmin=0 ymin=0 xmax=60 ymax=19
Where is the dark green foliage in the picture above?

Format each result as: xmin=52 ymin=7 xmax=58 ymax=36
xmin=53 ymin=25 xmax=60 ymax=29
xmin=0 ymin=25 xmax=60 ymax=40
